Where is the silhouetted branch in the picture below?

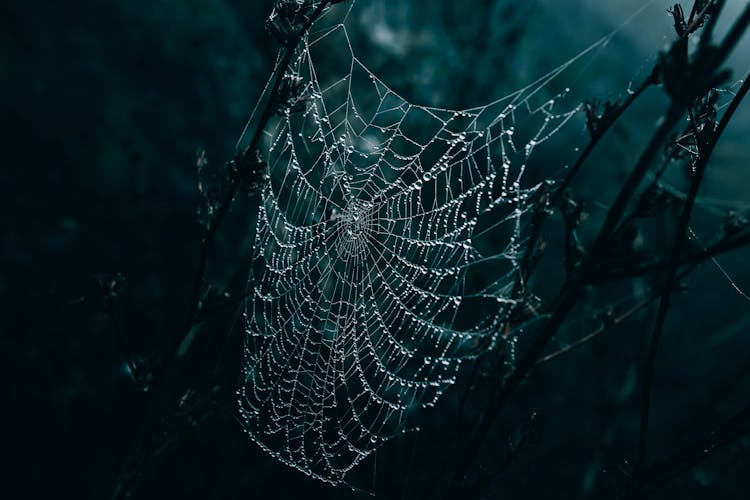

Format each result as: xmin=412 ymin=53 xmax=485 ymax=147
xmin=112 ymin=3 xmax=335 ymax=498
xmin=634 ymin=66 xmax=750 ymax=477
xmin=444 ymin=2 xmax=750 ymax=494
xmin=599 ymin=227 xmax=750 ymax=281
xmin=176 ymin=0 xmax=334 ymax=369
xmin=623 ymin=403 xmax=750 ymax=499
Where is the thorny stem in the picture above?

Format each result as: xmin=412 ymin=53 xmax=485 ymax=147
xmin=632 ymin=70 xmax=750 ymax=479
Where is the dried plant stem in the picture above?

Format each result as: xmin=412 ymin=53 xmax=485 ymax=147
xmin=625 ymin=403 xmax=750 ymax=499
xmin=634 ymin=70 xmax=750 ymax=476
xmin=177 ymin=0 xmax=332 ymax=371
xmin=444 ymin=4 xmax=750 ymax=492
xmin=601 ymin=227 xmax=750 ymax=281
xmin=556 ymin=74 xmax=657 ymax=203
xmin=515 ymin=71 xmax=657 ymax=292
xmin=443 ymin=99 xmax=685 ymax=498
xmin=536 ymin=292 xmax=659 ymax=366
xmin=112 ymin=4 xmax=333 ymax=498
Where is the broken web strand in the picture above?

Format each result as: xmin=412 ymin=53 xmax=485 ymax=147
xmin=688 ymin=227 xmax=750 ymax=303
xmin=239 ymin=0 xmax=666 ymax=488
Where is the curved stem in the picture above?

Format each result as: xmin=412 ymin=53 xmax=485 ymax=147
xmin=633 ymin=69 xmax=750 ymax=477
xmin=112 ymin=3 xmax=334 ymax=498
xmin=443 ymin=102 xmax=684 ymax=498
xmin=598 ymin=228 xmax=750 ymax=281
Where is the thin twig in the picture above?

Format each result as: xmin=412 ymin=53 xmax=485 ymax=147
xmin=159 ymin=0 xmax=334 ymax=383
xmin=443 ymin=100 xmax=685 ymax=498
xmin=624 ymin=403 xmax=750 ymax=498
xmin=698 ymin=0 xmax=726 ymax=52
xmin=555 ymin=73 xmax=658 ymax=204
xmin=537 ymin=255 xmax=709 ymax=366
xmin=684 ymin=0 xmax=716 ymax=37
xmin=112 ymin=3 xmax=334 ymax=498
xmin=632 ymin=69 xmax=750 ymax=478
xmin=536 ymin=293 xmax=657 ymax=366
xmin=600 ymin=227 xmax=750 ymax=281
xmin=443 ymin=4 xmax=750 ymax=492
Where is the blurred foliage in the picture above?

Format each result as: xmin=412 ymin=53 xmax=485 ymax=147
xmin=2 ymin=0 xmax=749 ymax=499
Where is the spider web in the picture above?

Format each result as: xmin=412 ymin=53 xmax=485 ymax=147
xmin=238 ymin=0 xmax=627 ymax=485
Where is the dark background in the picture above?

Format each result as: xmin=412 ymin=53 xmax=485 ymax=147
xmin=3 ymin=0 xmax=750 ymax=498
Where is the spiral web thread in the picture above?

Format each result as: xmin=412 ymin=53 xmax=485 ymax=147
xmin=238 ymin=0 xmax=612 ymax=485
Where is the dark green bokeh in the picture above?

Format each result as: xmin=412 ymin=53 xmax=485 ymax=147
xmin=3 ymin=1 xmax=749 ymax=498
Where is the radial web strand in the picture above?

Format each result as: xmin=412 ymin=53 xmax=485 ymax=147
xmin=238 ymin=0 xmax=614 ymax=484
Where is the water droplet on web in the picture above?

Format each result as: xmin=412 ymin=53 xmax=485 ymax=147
xmin=241 ymin=8 xmax=592 ymax=481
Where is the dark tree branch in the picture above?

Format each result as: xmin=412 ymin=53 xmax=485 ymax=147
xmin=633 ymin=68 xmax=750 ymax=477
xmin=443 ymin=2 xmax=750 ymax=494
xmin=599 ymin=227 xmax=750 ymax=281
xmin=535 ymin=292 xmax=658 ymax=366
xmin=177 ymin=0 xmax=333 ymax=368
xmin=444 ymin=101 xmax=684 ymax=498
xmin=112 ymin=3 xmax=335 ymax=498
xmin=624 ymin=403 xmax=750 ymax=499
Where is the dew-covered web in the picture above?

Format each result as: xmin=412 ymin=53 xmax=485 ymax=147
xmin=237 ymin=0 xmax=630 ymax=485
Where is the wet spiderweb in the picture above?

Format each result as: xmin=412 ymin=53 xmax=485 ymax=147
xmin=238 ymin=0 xmax=611 ymax=485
